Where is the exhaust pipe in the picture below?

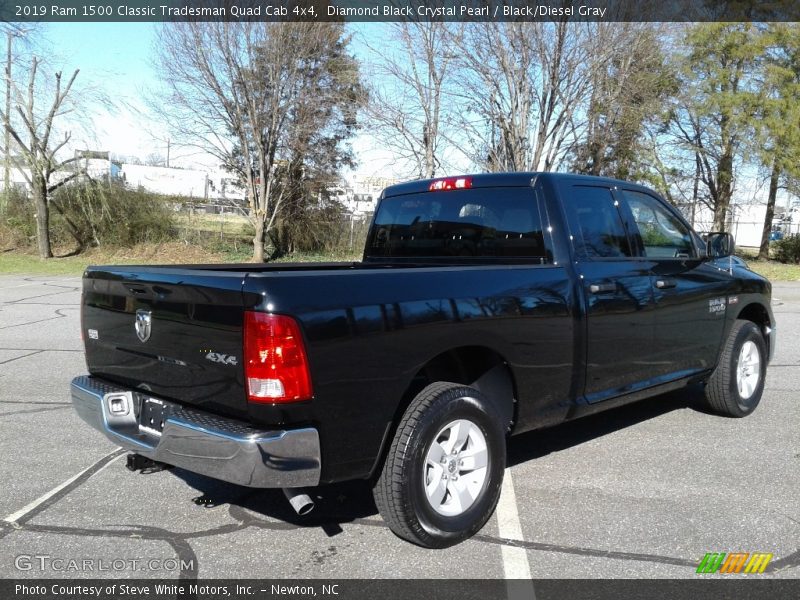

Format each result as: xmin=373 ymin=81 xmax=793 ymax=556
xmin=283 ymin=488 xmax=315 ymax=516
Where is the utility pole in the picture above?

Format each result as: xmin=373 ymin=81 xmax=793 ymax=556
xmin=166 ymin=138 xmax=170 ymax=168
xmin=2 ymin=31 xmax=11 ymax=212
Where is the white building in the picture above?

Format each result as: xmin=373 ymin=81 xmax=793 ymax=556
xmin=340 ymin=174 xmax=399 ymax=215
xmin=122 ymin=164 xmax=208 ymax=198
xmin=682 ymin=191 xmax=799 ymax=248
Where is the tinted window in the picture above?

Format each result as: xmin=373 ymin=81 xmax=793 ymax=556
xmin=366 ymin=188 xmax=546 ymax=260
xmin=571 ymin=186 xmax=631 ymax=258
xmin=622 ymin=190 xmax=695 ymax=258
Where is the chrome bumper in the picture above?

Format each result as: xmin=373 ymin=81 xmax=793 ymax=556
xmin=70 ymin=375 xmax=320 ymax=488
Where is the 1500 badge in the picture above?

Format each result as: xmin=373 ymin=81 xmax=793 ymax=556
xmin=205 ymin=352 xmax=238 ymax=366
xmin=709 ymin=297 xmax=727 ymax=314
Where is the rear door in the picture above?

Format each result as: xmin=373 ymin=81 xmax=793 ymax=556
xmin=81 ymin=267 xmax=249 ymax=418
xmin=559 ymin=183 xmax=658 ymax=403
xmin=617 ymin=188 xmax=730 ymax=379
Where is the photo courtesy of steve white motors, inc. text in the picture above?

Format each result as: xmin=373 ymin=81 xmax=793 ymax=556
xmin=14 ymin=583 xmax=340 ymax=597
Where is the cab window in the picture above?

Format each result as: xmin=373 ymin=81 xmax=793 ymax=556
xmin=622 ymin=190 xmax=695 ymax=258
xmin=571 ymin=186 xmax=631 ymax=258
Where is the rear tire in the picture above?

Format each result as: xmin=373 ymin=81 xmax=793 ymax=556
xmin=705 ymin=320 xmax=767 ymax=417
xmin=373 ymin=382 xmax=506 ymax=548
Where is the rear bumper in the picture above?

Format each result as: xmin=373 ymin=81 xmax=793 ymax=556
xmin=70 ymin=375 xmax=320 ymax=488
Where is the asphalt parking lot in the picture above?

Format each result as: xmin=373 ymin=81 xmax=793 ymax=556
xmin=0 ymin=274 xmax=797 ymax=580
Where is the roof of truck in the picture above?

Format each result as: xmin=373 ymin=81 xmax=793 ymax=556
xmin=382 ymin=172 xmax=650 ymax=198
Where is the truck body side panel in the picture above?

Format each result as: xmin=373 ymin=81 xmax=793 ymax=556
xmin=243 ymin=265 xmax=574 ymax=482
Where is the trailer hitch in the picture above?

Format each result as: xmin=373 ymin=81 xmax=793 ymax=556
xmin=125 ymin=453 xmax=172 ymax=474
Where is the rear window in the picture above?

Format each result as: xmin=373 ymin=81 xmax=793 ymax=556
xmin=365 ymin=187 xmax=547 ymax=261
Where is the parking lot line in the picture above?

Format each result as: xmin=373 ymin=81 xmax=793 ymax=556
xmin=496 ymin=469 xmax=535 ymax=595
xmin=3 ymin=449 xmax=122 ymax=525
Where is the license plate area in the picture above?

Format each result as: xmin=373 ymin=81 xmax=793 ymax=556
xmin=139 ymin=398 xmax=171 ymax=436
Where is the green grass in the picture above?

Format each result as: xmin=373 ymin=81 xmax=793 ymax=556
xmin=0 ymin=252 xmax=117 ymax=275
xmin=176 ymin=213 xmax=252 ymax=236
xmin=273 ymin=250 xmax=361 ymax=263
xmin=0 ymin=252 xmax=161 ymax=275
xmin=734 ymin=247 xmax=800 ymax=280
xmin=745 ymin=259 xmax=800 ymax=282
xmin=0 ymin=247 xmax=362 ymax=276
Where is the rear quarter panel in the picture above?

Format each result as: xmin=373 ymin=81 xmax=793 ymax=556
xmin=244 ymin=265 xmax=576 ymax=483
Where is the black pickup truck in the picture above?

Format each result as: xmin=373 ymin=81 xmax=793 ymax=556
xmin=71 ymin=172 xmax=775 ymax=548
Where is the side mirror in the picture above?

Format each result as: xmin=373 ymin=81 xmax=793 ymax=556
xmin=705 ymin=232 xmax=735 ymax=259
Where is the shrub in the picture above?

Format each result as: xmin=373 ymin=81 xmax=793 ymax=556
xmin=50 ymin=182 xmax=178 ymax=248
xmin=4 ymin=181 xmax=180 ymax=252
xmin=2 ymin=187 xmax=37 ymax=244
xmin=270 ymin=200 xmax=371 ymax=258
xmin=773 ymin=234 xmax=800 ymax=264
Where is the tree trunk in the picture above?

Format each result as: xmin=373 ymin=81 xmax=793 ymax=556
xmin=252 ymin=218 xmax=265 ymax=263
xmin=712 ymin=150 xmax=734 ymax=232
xmin=33 ymin=178 xmax=52 ymax=259
xmin=712 ymin=195 xmax=730 ymax=232
xmin=758 ymin=158 xmax=780 ymax=261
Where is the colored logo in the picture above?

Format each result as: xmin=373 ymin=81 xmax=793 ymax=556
xmin=696 ymin=552 xmax=773 ymax=574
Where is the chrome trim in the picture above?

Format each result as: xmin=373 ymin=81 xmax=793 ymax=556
xmin=70 ymin=375 xmax=320 ymax=488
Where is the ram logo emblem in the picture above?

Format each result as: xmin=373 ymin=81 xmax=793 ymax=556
xmin=135 ymin=309 xmax=152 ymax=343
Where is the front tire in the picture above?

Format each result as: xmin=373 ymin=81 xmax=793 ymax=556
xmin=373 ymin=382 xmax=506 ymax=548
xmin=705 ymin=320 xmax=767 ymax=417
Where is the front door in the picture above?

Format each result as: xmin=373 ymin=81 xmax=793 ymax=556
xmin=617 ymin=188 xmax=731 ymax=380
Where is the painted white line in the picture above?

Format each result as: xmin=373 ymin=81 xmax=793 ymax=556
xmin=3 ymin=451 xmax=121 ymax=524
xmin=496 ymin=468 xmax=535 ymax=599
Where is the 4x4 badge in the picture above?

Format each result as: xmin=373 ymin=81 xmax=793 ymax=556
xmin=135 ymin=309 xmax=152 ymax=342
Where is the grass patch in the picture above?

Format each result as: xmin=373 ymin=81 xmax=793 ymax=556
xmin=0 ymin=246 xmax=361 ymax=276
xmin=0 ymin=242 xmax=226 ymax=276
xmin=176 ymin=213 xmax=252 ymax=236
xmin=272 ymin=250 xmax=361 ymax=263
xmin=0 ymin=252 xmax=99 ymax=276
xmin=744 ymin=259 xmax=800 ymax=282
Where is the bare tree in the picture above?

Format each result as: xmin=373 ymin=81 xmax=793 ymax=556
xmin=153 ymin=22 xmax=360 ymax=262
xmin=0 ymin=57 xmax=84 ymax=258
xmin=453 ymin=22 xmax=599 ymax=172
xmin=2 ymin=23 xmax=39 ymax=212
xmin=365 ymin=22 xmax=459 ymax=179
xmin=144 ymin=152 xmax=166 ymax=167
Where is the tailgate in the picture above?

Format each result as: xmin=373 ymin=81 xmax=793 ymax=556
xmin=81 ymin=266 xmax=249 ymax=418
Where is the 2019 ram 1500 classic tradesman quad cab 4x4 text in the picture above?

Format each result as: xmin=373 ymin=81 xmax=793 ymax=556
xmin=71 ymin=173 xmax=774 ymax=548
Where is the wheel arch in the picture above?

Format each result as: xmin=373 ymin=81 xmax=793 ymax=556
xmin=368 ymin=345 xmax=517 ymax=480
xmin=736 ymin=301 xmax=773 ymax=357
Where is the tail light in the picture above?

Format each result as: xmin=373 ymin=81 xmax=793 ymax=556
xmin=429 ymin=177 xmax=472 ymax=191
xmin=243 ymin=311 xmax=313 ymax=403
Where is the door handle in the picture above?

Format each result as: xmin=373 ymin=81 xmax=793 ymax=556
xmin=589 ymin=282 xmax=617 ymax=294
xmin=655 ymin=279 xmax=677 ymax=289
